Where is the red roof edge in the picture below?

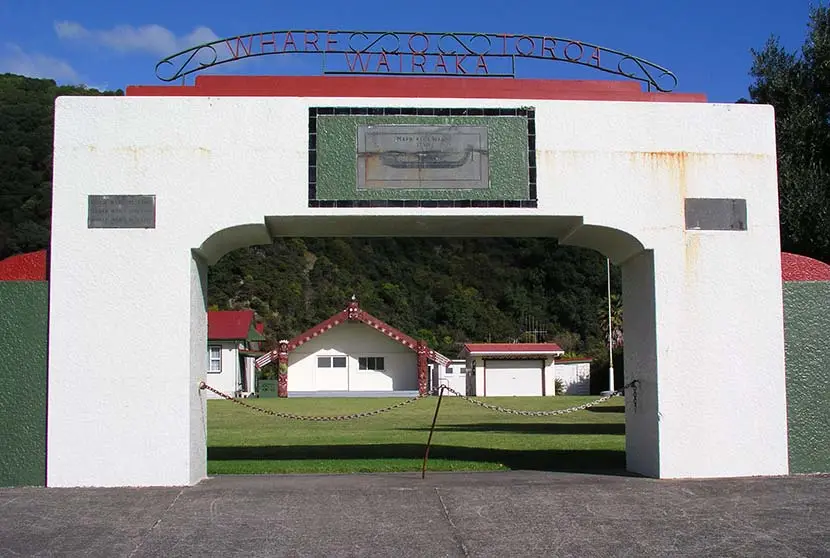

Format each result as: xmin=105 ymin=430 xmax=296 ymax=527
xmin=0 ymin=250 xmax=48 ymax=281
xmin=463 ymin=342 xmax=564 ymax=353
xmin=287 ymin=299 xmax=420 ymax=352
xmin=126 ymin=75 xmax=707 ymax=103
xmin=782 ymin=252 xmax=830 ymax=282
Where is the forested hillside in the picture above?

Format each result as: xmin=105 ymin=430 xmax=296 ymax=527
xmin=208 ymin=237 xmax=619 ymax=357
xmin=0 ymin=74 xmax=122 ymax=258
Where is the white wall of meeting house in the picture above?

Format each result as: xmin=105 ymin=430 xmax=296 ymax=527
xmin=46 ymin=76 xmax=788 ymax=487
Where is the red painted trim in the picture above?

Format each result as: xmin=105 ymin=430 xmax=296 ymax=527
xmin=127 ymin=75 xmax=707 ymax=102
xmin=464 ymin=343 xmax=564 ymax=353
xmin=285 ymin=300 xmax=432 ymax=357
xmin=286 ymin=310 xmax=350 ymax=351
xmin=0 ymin=250 xmax=48 ymax=281
xmin=781 ymin=252 xmax=830 ymax=282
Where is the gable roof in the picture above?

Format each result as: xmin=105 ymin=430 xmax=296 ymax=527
xmin=461 ymin=343 xmax=564 ymax=356
xmin=0 ymin=250 xmax=47 ymax=281
xmin=208 ymin=310 xmax=263 ymax=341
xmin=256 ymin=298 xmax=449 ymax=368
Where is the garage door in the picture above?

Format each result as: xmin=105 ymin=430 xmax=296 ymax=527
xmin=485 ymin=359 xmax=543 ymax=396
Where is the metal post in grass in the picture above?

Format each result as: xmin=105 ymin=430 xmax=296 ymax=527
xmin=422 ymin=385 xmax=446 ymax=479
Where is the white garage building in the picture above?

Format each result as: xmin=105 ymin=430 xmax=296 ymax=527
xmin=461 ymin=343 xmax=566 ymax=396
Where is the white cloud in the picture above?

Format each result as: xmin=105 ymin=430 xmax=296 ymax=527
xmin=55 ymin=21 xmax=220 ymax=57
xmin=0 ymin=43 xmax=80 ymax=82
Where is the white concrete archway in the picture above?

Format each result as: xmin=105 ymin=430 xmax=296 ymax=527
xmin=46 ymin=77 xmax=788 ymax=486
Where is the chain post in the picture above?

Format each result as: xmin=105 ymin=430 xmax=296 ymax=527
xmin=422 ymin=385 xmax=446 ymax=479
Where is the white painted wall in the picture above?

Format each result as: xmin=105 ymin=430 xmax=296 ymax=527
xmin=542 ymin=358 xmax=556 ymax=396
xmin=205 ymin=342 xmax=242 ymax=398
xmin=471 ymin=357 xmax=484 ymax=396
xmin=287 ymin=322 xmax=417 ymax=392
xmin=556 ymin=361 xmax=592 ymax=395
xmin=434 ymin=360 xmax=467 ymax=395
xmin=48 ymin=94 xmax=788 ymax=486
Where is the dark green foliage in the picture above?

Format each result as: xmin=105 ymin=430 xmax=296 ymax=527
xmin=208 ymin=237 xmax=621 ymax=358
xmin=747 ymin=6 xmax=830 ymax=263
xmin=0 ymin=74 xmax=123 ymax=259
xmin=590 ymin=348 xmax=624 ymax=395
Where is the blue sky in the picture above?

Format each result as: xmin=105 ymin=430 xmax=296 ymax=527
xmin=0 ymin=0 xmax=815 ymax=101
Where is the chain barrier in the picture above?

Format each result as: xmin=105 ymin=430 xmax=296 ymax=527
xmin=200 ymin=379 xmax=639 ymax=421
xmin=199 ymin=381 xmax=426 ymax=421
xmin=436 ymin=379 xmax=639 ymax=416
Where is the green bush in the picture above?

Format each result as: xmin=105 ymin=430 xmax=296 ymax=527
xmin=554 ymin=378 xmax=565 ymax=396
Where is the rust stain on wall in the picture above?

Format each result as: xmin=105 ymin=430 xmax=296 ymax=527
xmin=633 ymin=151 xmax=689 ymax=200
xmin=684 ymin=232 xmax=700 ymax=282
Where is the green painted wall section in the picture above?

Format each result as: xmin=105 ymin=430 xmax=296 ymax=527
xmin=316 ymin=114 xmax=530 ymax=200
xmin=0 ymin=281 xmax=48 ymax=487
xmin=783 ymin=281 xmax=830 ymax=474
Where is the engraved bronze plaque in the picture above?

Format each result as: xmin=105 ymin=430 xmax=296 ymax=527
xmin=357 ymin=125 xmax=489 ymax=189
xmin=88 ymin=195 xmax=156 ymax=229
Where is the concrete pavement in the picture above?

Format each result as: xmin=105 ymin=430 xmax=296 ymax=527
xmin=1 ymin=471 xmax=828 ymax=557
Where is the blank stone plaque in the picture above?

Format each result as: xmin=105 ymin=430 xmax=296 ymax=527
xmin=88 ymin=195 xmax=156 ymax=229
xmin=685 ymin=198 xmax=747 ymax=231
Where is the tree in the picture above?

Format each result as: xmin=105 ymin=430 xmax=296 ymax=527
xmin=747 ymin=6 xmax=830 ymax=263
xmin=0 ymin=74 xmax=123 ymax=260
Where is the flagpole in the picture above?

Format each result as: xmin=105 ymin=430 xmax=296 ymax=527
xmin=607 ymin=258 xmax=615 ymax=392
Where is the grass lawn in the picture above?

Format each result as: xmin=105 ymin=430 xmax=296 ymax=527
xmin=207 ymin=395 xmax=626 ymax=475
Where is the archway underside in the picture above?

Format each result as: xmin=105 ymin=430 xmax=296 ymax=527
xmin=197 ymin=216 xmax=646 ymax=267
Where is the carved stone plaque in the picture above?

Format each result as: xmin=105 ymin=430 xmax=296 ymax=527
xmin=88 ymin=195 xmax=156 ymax=229
xmin=357 ymin=125 xmax=489 ymax=189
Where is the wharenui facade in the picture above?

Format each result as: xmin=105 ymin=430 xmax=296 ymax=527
xmin=254 ymin=298 xmax=450 ymax=396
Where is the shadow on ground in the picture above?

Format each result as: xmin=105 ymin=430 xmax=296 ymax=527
xmin=208 ymin=444 xmax=631 ymax=475
xmin=402 ymin=423 xmax=625 ymax=435
xmin=586 ymin=405 xmax=625 ymax=414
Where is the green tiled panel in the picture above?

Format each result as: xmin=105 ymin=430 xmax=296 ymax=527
xmin=783 ymin=281 xmax=830 ymax=474
xmin=0 ymin=281 xmax=48 ymax=486
xmin=316 ymin=115 xmax=530 ymax=200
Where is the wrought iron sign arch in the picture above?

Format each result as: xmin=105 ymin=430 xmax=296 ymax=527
xmin=155 ymin=30 xmax=678 ymax=92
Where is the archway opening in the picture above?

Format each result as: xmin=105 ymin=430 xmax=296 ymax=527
xmin=194 ymin=217 xmax=655 ymax=477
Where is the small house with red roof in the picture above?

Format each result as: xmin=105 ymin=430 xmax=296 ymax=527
xmin=255 ymin=298 xmax=449 ymax=396
xmin=460 ymin=342 xmax=593 ymax=397
xmin=206 ymin=310 xmax=266 ymax=398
